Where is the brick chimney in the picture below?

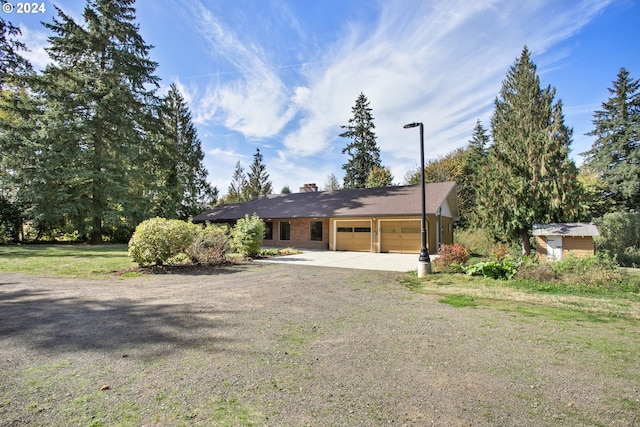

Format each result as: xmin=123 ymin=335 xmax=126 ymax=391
xmin=299 ymin=183 xmax=318 ymax=193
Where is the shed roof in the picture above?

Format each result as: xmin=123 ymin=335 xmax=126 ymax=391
xmin=532 ymin=222 xmax=600 ymax=237
xmin=194 ymin=182 xmax=458 ymax=223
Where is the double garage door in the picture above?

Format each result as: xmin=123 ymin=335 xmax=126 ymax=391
xmin=335 ymin=220 xmax=421 ymax=253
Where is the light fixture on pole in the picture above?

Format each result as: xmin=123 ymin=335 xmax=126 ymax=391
xmin=403 ymin=122 xmax=431 ymax=277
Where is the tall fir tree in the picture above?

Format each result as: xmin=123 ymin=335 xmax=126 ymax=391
xmin=477 ymin=47 xmax=584 ymax=254
xmin=37 ymin=0 xmax=160 ymax=243
xmin=226 ymin=161 xmax=248 ymax=203
xmin=582 ymin=67 xmax=640 ymax=212
xmin=340 ymin=92 xmax=382 ymax=188
xmin=246 ymin=148 xmax=272 ymax=200
xmin=464 ymin=119 xmax=490 ymax=228
xmin=0 ymin=18 xmax=36 ymax=240
xmin=156 ymin=83 xmax=217 ymax=219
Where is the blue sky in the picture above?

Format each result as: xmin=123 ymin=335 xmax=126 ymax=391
xmin=10 ymin=0 xmax=640 ymax=195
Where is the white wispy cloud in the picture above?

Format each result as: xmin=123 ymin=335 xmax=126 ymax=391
xmin=281 ymin=0 xmax=610 ymax=181
xmin=18 ymin=25 xmax=49 ymax=69
xmin=184 ymin=1 xmax=298 ymax=138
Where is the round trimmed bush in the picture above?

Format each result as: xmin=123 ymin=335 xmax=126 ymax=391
xmin=128 ymin=217 xmax=198 ymax=266
xmin=231 ymin=214 xmax=265 ymax=258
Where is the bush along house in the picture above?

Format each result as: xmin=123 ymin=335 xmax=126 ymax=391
xmin=193 ymin=182 xmax=459 ymax=254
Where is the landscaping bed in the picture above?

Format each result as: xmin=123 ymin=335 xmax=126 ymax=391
xmin=1 ymin=263 xmax=639 ymax=426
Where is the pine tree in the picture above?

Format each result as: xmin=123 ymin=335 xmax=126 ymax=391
xmin=156 ymin=83 xmax=217 ymax=219
xmin=340 ymin=92 xmax=382 ymax=188
xmin=324 ymin=173 xmax=342 ymax=191
xmin=0 ymin=18 xmax=38 ymax=240
xmin=37 ymin=0 xmax=161 ymax=243
xmin=226 ymin=161 xmax=248 ymax=203
xmin=477 ymin=47 xmax=584 ymax=254
xmin=582 ymin=67 xmax=640 ymax=212
xmin=464 ymin=120 xmax=490 ymax=227
xmin=246 ymin=148 xmax=272 ymax=200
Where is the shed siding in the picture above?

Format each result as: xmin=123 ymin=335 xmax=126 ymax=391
xmin=536 ymin=236 xmax=548 ymax=261
xmin=562 ymin=236 xmax=595 ymax=259
xmin=535 ymin=235 xmax=594 ymax=261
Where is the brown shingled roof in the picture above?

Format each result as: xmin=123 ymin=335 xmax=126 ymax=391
xmin=193 ymin=182 xmax=458 ymax=223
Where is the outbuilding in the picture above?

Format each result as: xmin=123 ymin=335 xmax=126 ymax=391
xmin=194 ymin=182 xmax=459 ymax=254
xmin=532 ymin=222 xmax=600 ymax=261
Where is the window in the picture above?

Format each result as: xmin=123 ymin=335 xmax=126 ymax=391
xmin=264 ymin=222 xmax=273 ymax=240
xmin=279 ymin=221 xmax=290 ymax=240
xmin=337 ymin=227 xmax=353 ymax=233
xmin=310 ymin=221 xmax=323 ymax=241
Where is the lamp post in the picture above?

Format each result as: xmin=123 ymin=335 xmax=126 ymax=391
xmin=403 ymin=122 xmax=431 ymax=277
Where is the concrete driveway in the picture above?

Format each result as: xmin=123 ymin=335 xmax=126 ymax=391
xmin=256 ymin=250 xmax=431 ymax=272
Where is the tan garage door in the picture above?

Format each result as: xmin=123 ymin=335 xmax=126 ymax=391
xmin=380 ymin=221 xmax=421 ymax=253
xmin=335 ymin=221 xmax=371 ymax=252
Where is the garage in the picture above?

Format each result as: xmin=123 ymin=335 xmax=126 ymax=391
xmin=380 ymin=220 xmax=421 ymax=254
xmin=335 ymin=220 xmax=372 ymax=252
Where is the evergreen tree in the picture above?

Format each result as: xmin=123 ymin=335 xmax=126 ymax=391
xmin=464 ymin=120 xmax=490 ymax=227
xmin=246 ymin=148 xmax=272 ymax=200
xmin=324 ymin=173 xmax=342 ymax=191
xmin=582 ymin=67 xmax=640 ymax=212
xmin=226 ymin=161 xmax=248 ymax=203
xmin=156 ymin=83 xmax=217 ymax=219
xmin=477 ymin=47 xmax=584 ymax=254
xmin=37 ymin=0 xmax=161 ymax=243
xmin=0 ymin=18 xmax=38 ymax=240
xmin=340 ymin=92 xmax=382 ymax=188
xmin=281 ymin=186 xmax=291 ymax=194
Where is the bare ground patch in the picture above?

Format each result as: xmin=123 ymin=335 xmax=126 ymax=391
xmin=1 ymin=263 xmax=639 ymax=426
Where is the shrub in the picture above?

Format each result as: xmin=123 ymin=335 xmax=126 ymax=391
xmin=434 ymin=243 xmax=471 ymax=273
xmin=595 ymin=212 xmax=640 ymax=266
xmin=454 ymin=228 xmax=492 ymax=255
xmin=463 ymin=256 xmax=524 ymax=280
xmin=128 ymin=217 xmax=198 ymax=266
xmin=186 ymin=224 xmax=230 ymax=265
xmin=514 ymin=253 xmax=640 ymax=292
xmin=490 ymin=244 xmax=510 ymax=261
xmin=231 ymin=214 xmax=265 ymax=258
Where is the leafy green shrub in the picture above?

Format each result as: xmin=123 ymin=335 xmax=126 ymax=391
xmin=463 ymin=256 xmax=524 ymax=279
xmin=454 ymin=228 xmax=492 ymax=255
xmin=515 ymin=253 xmax=640 ymax=293
xmin=231 ymin=214 xmax=265 ymax=258
xmin=186 ymin=224 xmax=230 ymax=265
xmin=434 ymin=243 xmax=471 ymax=273
xmin=595 ymin=212 xmax=640 ymax=266
xmin=617 ymin=247 xmax=640 ymax=268
xmin=128 ymin=217 xmax=197 ymax=266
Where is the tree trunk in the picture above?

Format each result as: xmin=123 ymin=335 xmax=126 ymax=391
xmin=521 ymin=229 xmax=531 ymax=255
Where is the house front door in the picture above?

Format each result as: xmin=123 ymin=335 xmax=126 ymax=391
xmin=546 ymin=236 xmax=563 ymax=261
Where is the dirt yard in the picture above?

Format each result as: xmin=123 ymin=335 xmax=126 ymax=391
xmin=1 ymin=263 xmax=639 ymax=426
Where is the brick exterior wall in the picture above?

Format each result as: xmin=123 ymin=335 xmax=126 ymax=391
xmin=262 ymin=218 xmax=330 ymax=250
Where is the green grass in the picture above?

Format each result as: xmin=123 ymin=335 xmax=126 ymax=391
xmin=0 ymin=244 xmax=136 ymax=278
xmin=438 ymin=294 xmax=477 ymax=308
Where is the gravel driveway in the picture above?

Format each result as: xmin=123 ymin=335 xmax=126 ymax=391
xmin=1 ymin=263 xmax=639 ymax=426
